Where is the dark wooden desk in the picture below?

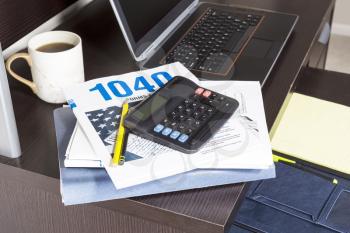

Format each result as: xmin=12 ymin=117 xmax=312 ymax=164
xmin=0 ymin=0 xmax=335 ymax=232
xmin=0 ymin=0 xmax=77 ymax=49
xmin=295 ymin=68 xmax=350 ymax=108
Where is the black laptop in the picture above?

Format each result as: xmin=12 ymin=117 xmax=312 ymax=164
xmin=108 ymin=0 xmax=298 ymax=85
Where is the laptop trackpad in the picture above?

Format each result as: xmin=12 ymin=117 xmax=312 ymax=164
xmin=244 ymin=38 xmax=273 ymax=58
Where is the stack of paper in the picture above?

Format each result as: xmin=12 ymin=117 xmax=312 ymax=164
xmin=55 ymin=107 xmax=276 ymax=205
xmin=59 ymin=62 xmax=274 ymax=204
xmin=272 ymin=93 xmax=350 ymax=175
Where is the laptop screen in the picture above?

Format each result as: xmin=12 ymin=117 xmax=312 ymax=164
xmin=109 ymin=0 xmax=196 ymax=59
xmin=119 ymin=0 xmax=181 ymax=43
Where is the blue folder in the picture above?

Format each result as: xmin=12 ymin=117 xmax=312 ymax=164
xmin=54 ymin=107 xmax=275 ymax=205
xmin=235 ymin=162 xmax=350 ymax=233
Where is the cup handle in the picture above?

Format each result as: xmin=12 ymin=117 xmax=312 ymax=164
xmin=6 ymin=53 xmax=38 ymax=94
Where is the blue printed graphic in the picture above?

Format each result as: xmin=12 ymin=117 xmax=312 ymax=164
xmin=89 ymin=71 xmax=173 ymax=101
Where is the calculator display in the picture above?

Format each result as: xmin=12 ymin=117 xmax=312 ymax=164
xmin=132 ymin=95 xmax=168 ymax=121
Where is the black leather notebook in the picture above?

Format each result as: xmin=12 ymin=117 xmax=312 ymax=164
xmin=236 ymin=161 xmax=350 ymax=233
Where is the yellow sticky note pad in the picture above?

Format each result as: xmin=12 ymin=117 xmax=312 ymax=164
xmin=272 ymin=93 xmax=350 ymax=175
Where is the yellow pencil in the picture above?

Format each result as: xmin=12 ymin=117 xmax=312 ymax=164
xmin=112 ymin=101 xmax=129 ymax=165
xmin=273 ymin=154 xmax=338 ymax=185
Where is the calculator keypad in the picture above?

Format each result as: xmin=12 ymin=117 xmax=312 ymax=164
xmin=152 ymin=87 xmax=232 ymax=144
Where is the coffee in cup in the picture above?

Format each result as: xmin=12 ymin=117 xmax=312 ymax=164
xmin=6 ymin=31 xmax=85 ymax=104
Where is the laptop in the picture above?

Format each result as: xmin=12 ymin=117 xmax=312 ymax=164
xmin=0 ymin=44 xmax=21 ymax=158
xmin=109 ymin=0 xmax=298 ymax=85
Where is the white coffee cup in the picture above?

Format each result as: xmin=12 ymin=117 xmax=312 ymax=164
xmin=6 ymin=31 xmax=84 ymax=104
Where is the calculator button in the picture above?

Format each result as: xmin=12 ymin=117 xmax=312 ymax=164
xmin=170 ymin=112 xmax=179 ymax=121
xmin=218 ymin=96 xmax=225 ymax=101
xmin=179 ymin=114 xmax=186 ymax=121
xmin=207 ymin=108 xmax=214 ymax=114
xmin=162 ymin=127 xmax=172 ymax=136
xmin=194 ymin=120 xmax=201 ymax=127
xmin=153 ymin=124 xmax=164 ymax=133
xmin=171 ymin=116 xmax=180 ymax=121
xmin=200 ymin=115 xmax=208 ymax=121
xmin=185 ymin=118 xmax=196 ymax=126
xmin=178 ymin=124 xmax=186 ymax=132
xmin=170 ymin=111 xmax=177 ymax=117
xmin=198 ymin=105 xmax=207 ymax=112
xmin=203 ymin=90 xmax=212 ymax=98
xmin=195 ymin=88 xmax=205 ymax=95
xmin=163 ymin=118 xmax=171 ymax=127
xmin=185 ymin=128 xmax=193 ymax=135
xmin=210 ymin=93 xmax=218 ymax=99
xmin=178 ymin=134 xmax=190 ymax=143
xmin=170 ymin=131 xmax=181 ymax=139
xmin=208 ymin=99 xmax=221 ymax=107
xmin=184 ymin=99 xmax=193 ymax=106
xmin=191 ymin=102 xmax=199 ymax=108
xmin=173 ymin=115 xmax=180 ymax=121
xmin=203 ymin=99 xmax=214 ymax=106
xmin=190 ymin=94 xmax=200 ymax=101
xmin=176 ymin=105 xmax=185 ymax=112
xmin=170 ymin=122 xmax=178 ymax=128
xmin=193 ymin=112 xmax=201 ymax=119
xmin=185 ymin=108 xmax=193 ymax=115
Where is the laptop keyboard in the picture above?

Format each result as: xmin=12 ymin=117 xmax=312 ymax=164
xmin=165 ymin=8 xmax=263 ymax=74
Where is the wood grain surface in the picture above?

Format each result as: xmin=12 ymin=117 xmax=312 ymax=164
xmin=295 ymin=68 xmax=350 ymax=107
xmin=0 ymin=0 xmax=77 ymax=49
xmin=0 ymin=0 xmax=335 ymax=232
xmin=0 ymin=177 xmax=191 ymax=233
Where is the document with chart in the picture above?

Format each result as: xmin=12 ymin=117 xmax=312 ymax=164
xmin=64 ymin=63 xmax=273 ymax=189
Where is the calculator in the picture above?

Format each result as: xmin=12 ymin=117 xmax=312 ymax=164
xmin=124 ymin=76 xmax=239 ymax=154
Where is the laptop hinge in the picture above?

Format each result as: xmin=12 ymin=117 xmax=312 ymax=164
xmin=140 ymin=0 xmax=199 ymax=62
